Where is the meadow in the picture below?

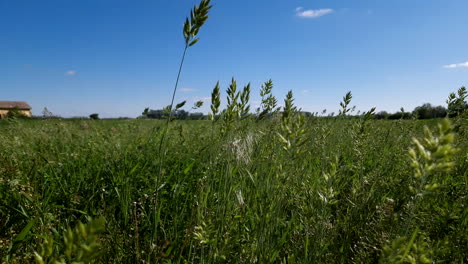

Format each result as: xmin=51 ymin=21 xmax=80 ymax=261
xmin=2 ymin=0 xmax=468 ymax=262
xmin=1 ymin=110 xmax=467 ymax=263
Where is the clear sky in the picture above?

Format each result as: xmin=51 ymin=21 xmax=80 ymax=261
xmin=1 ymin=0 xmax=468 ymax=117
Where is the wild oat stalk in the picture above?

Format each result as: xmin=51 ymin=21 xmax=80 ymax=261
xmin=158 ymin=0 xmax=212 ymax=156
xmin=209 ymin=81 xmax=221 ymax=121
xmin=155 ymin=0 xmax=212 ymax=248
xmin=380 ymin=229 xmax=433 ymax=264
xmin=172 ymin=0 xmax=212 ymax=109
xmin=408 ymin=119 xmax=458 ymax=194
xmin=281 ymin=90 xmax=296 ymax=123
xmin=239 ymin=83 xmax=251 ymax=119
xmin=226 ymin=78 xmax=239 ymax=116
xmin=34 ymin=218 xmax=105 ymax=264
xmin=160 ymin=0 xmax=212 ymax=135
xmin=221 ymin=78 xmax=240 ymax=134
xmin=338 ymin=91 xmax=353 ymax=116
xmin=382 ymin=121 xmax=458 ymax=263
xmin=277 ymin=90 xmax=307 ymax=153
xmin=404 ymin=119 xmax=458 ymax=240
xmin=257 ymin=79 xmax=278 ymax=120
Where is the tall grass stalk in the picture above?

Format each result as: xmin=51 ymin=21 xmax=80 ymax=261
xmin=154 ymin=0 xmax=212 ymax=247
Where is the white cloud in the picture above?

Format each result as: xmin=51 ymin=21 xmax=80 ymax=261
xmin=443 ymin=61 xmax=468 ymax=69
xmin=180 ymin=88 xmax=196 ymax=92
xmin=296 ymin=7 xmax=334 ymax=18
xmin=65 ymin=70 xmax=77 ymax=76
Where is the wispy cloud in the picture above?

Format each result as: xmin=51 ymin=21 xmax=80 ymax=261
xmin=295 ymin=7 xmax=334 ymax=18
xmin=180 ymin=88 xmax=196 ymax=93
xmin=443 ymin=61 xmax=468 ymax=69
xmin=65 ymin=70 xmax=77 ymax=76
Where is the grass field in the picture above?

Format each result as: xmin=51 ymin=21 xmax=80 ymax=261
xmin=2 ymin=0 xmax=468 ymax=262
xmin=1 ymin=116 xmax=467 ymax=263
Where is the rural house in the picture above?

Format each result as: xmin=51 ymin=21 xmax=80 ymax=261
xmin=0 ymin=101 xmax=32 ymax=119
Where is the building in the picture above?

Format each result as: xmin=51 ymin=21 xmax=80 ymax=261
xmin=0 ymin=101 xmax=32 ymax=119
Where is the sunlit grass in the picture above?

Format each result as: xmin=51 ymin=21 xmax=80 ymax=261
xmin=0 ymin=116 xmax=466 ymax=263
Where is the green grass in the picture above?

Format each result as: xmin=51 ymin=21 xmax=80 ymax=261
xmin=1 ymin=117 xmax=467 ymax=263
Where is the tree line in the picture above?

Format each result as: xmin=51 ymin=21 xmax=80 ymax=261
xmin=140 ymin=108 xmax=206 ymax=120
xmin=376 ymin=87 xmax=467 ymax=119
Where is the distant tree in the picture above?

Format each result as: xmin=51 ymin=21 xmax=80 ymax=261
xmin=413 ymin=104 xmax=431 ymax=119
xmin=42 ymin=107 xmax=54 ymax=119
xmin=146 ymin=109 xmax=166 ymax=119
xmin=375 ymin=111 xmax=389 ymax=119
xmin=89 ymin=113 xmax=100 ymax=120
xmin=176 ymin=109 xmax=189 ymax=120
xmin=387 ymin=110 xmax=411 ymax=120
xmin=189 ymin=112 xmax=204 ymax=120
xmin=142 ymin=107 xmax=149 ymax=117
xmin=142 ymin=107 xmax=208 ymax=120
xmin=433 ymin=105 xmax=448 ymax=118
xmin=412 ymin=103 xmax=447 ymax=119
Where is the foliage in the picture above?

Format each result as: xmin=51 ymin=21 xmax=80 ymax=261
xmin=376 ymin=104 xmax=449 ymax=120
xmin=5 ymin=107 xmax=29 ymax=119
xmin=142 ymin=107 xmax=149 ymax=117
xmin=2 ymin=0 xmax=468 ymax=262
xmin=446 ymin=86 xmax=467 ymax=117
xmin=89 ymin=113 xmax=99 ymax=120
xmin=143 ymin=109 xmax=203 ymax=120
xmin=239 ymin=83 xmax=251 ymax=119
xmin=209 ymin=81 xmax=221 ymax=121
xmin=375 ymin=109 xmax=412 ymax=120
xmin=166 ymin=0 xmax=212 ymax=121
xmin=183 ymin=0 xmax=212 ymax=47
xmin=34 ymin=218 xmax=105 ymax=264
xmin=2 ymin=98 xmax=467 ymax=263
xmin=412 ymin=103 xmax=447 ymax=119
xmin=380 ymin=230 xmax=433 ymax=264
xmin=339 ymin=91 xmax=353 ymax=116
xmin=192 ymin=100 xmax=204 ymax=110
xmin=257 ymin=79 xmax=278 ymax=120
xmin=42 ymin=108 xmax=55 ymax=119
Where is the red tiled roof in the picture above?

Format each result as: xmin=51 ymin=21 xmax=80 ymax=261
xmin=0 ymin=101 xmax=32 ymax=110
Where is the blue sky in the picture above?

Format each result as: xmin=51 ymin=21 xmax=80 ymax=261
xmin=1 ymin=0 xmax=467 ymax=117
